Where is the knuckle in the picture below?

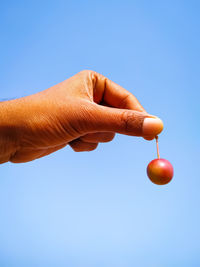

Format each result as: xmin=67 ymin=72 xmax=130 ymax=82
xmin=80 ymin=133 xmax=115 ymax=143
xmin=119 ymin=94 xmax=136 ymax=109
xmin=121 ymin=110 xmax=133 ymax=132
xmin=119 ymin=94 xmax=131 ymax=108
xmin=87 ymin=143 xmax=98 ymax=151
xmin=73 ymin=148 xmax=82 ymax=152
xmin=79 ymin=70 xmax=94 ymax=76
xmin=103 ymin=133 xmax=115 ymax=142
xmin=69 ymin=139 xmax=82 ymax=152
xmin=71 ymin=145 xmax=81 ymax=152
xmin=121 ymin=110 xmax=143 ymax=135
xmin=70 ymin=140 xmax=98 ymax=152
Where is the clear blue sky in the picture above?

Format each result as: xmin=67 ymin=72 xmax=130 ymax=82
xmin=0 ymin=1 xmax=200 ymax=266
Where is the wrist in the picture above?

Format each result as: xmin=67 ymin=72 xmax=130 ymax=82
xmin=0 ymin=100 xmax=22 ymax=163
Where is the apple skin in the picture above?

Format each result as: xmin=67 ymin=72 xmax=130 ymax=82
xmin=147 ymin=158 xmax=174 ymax=185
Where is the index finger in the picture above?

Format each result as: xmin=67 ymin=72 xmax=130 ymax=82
xmin=92 ymin=72 xmax=146 ymax=112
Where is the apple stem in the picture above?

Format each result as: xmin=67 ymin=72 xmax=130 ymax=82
xmin=155 ymin=136 xmax=160 ymax=159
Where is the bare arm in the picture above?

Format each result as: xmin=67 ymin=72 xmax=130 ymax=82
xmin=0 ymin=70 xmax=163 ymax=164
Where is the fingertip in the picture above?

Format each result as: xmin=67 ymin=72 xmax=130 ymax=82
xmin=143 ymin=136 xmax=155 ymax=141
xmin=142 ymin=117 xmax=164 ymax=137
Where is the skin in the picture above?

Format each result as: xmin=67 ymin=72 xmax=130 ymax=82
xmin=0 ymin=70 xmax=163 ymax=164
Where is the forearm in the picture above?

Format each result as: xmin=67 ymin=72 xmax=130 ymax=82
xmin=0 ymin=100 xmax=21 ymax=163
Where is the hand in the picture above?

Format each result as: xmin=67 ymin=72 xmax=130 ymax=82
xmin=0 ymin=70 xmax=163 ymax=163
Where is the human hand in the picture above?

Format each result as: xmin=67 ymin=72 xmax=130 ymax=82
xmin=0 ymin=70 xmax=163 ymax=163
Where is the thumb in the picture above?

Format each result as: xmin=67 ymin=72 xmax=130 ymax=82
xmin=87 ymin=104 xmax=164 ymax=138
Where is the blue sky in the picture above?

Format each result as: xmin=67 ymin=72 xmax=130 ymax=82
xmin=0 ymin=0 xmax=200 ymax=266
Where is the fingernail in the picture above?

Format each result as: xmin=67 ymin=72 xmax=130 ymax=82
xmin=142 ymin=117 xmax=164 ymax=136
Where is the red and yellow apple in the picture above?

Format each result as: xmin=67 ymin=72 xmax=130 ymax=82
xmin=147 ymin=158 xmax=174 ymax=185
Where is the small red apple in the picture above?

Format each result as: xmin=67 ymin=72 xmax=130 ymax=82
xmin=147 ymin=136 xmax=174 ymax=185
xmin=147 ymin=158 xmax=173 ymax=185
